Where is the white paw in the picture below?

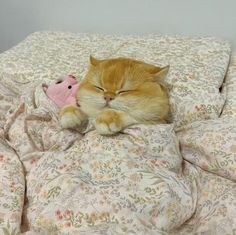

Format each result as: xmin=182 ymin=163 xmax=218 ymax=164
xmin=95 ymin=121 xmax=121 ymax=135
xmin=60 ymin=112 xmax=82 ymax=129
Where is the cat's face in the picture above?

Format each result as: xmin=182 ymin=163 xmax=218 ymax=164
xmin=77 ymin=57 xmax=170 ymax=123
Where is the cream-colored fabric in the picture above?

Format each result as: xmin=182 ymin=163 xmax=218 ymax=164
xmin=178 ymin=117 xmax=236 ymax=181
xmin=0 ymin=32 xmax=235 ymax=235
xmin=0 ymin=140 xmax=24 ymax=234
xmin=221 ymin=55 xmax=236 ymax=117
xmin=26 ymin=124 xmax=199 ymax=234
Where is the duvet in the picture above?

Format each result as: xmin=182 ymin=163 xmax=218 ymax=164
xmin=0 ymin=32 xmax=236 ymax=235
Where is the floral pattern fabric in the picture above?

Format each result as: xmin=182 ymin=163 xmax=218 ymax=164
xmin=0 ymin=140 xmax=24 ymax=235
xmin=177 ymin=117 xmax=236 ymax=181
xmin=26 ymin=124 xmax=199 ymax=234
xmin=0 ymin=32 xmax=235 ymax=235
xmin=221 ymin=55 xmax=236 ymax=118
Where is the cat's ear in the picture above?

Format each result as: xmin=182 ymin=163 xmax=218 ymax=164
xmin=154 ymin=66 xmax=171 ymax=90
xmin=153 ymin=65 xmax=170 ymax=80
xmin=42 ymin=84 xmax=48 ymax=92
xmin=90 ymin=56 xmax=101 ymax=67
xmin=141 ymin=63 xmax=169 ymax=79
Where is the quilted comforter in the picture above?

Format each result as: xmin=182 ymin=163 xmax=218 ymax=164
xmin=0 ymin=32 xmax=236 ymax=235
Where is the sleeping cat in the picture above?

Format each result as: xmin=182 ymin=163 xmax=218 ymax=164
xmin=60 ymin=56 xmax=170 ymax=135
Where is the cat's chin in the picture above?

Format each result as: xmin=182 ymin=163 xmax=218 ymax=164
xmin=83 ymin=106 xmax=125 ymax=119
xmin=80 ymin=106 xmax=111 ymax=118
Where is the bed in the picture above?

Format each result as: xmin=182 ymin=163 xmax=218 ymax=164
xmin=0 ymin=31 xmax=236 ymax=235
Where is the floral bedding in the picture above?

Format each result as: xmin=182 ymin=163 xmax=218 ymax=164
xmin=0 ymin=32 xmax=236 ymax=235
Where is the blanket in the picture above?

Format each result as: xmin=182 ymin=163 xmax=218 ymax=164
xmin=1 ymin=80 xmax=199 ymax=234
xmin=0 ymin=32 xmax=236 ymax=235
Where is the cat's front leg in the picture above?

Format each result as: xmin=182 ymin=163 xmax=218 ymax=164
xmin=59 ymin=105 xmax=87 ymax=129
xmin=95 ymin=109 xmax=136 ymax=135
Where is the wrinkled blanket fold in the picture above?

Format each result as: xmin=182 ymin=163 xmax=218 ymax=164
xmin=0 ymin=139 xmax=25 ymax=234
xmin=25 ymin=124 xmax=199 ymax=234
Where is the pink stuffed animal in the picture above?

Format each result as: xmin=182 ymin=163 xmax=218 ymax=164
xmin=43 ymin=75 xmax=79 ymax=108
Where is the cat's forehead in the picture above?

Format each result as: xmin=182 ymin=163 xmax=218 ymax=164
xmin=101 ymin=61 xmax=141 ymax=80
xmin=88 ymin=59 xmax=148 ymax=90
xmin=100 ymin=65 xmax=125 ymax=89
xmin=89 ymin=63 xmax=126 ymax=88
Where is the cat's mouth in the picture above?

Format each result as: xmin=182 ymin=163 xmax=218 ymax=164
xmin=104 ymin=102 xmax=111 ymax=108
xmin=104 ymin=100 xmax=112 ymax=108
xmin=103 ymin=104 xmax=112 ymax=110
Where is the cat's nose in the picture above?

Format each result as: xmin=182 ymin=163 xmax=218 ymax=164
xmin=104 ymin=92 xmax=115 ymax=106
xmin=104 ymin=96 xmax=114 ymax=103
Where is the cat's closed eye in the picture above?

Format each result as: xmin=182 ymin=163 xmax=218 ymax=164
xmin=93 ymin=85 xmax=105 ymax=92
xmin=117 ymin=90 xmax=132 ymax=95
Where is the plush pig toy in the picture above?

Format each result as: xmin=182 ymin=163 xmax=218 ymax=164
xmin=42 ymin=75 xmax=79 ymax=108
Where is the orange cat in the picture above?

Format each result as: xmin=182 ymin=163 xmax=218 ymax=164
xmin=60 ymin=56 xmax=170 ymax=135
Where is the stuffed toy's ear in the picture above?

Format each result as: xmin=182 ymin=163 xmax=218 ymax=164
xmin=42 ymin=84 xmax=48 ymax=92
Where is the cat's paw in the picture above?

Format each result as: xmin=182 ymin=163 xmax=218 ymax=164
xmin=95 ymin=109 xmax=123 ymax=135
xmin=59 ymin=105 xmax=84 ymax=129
